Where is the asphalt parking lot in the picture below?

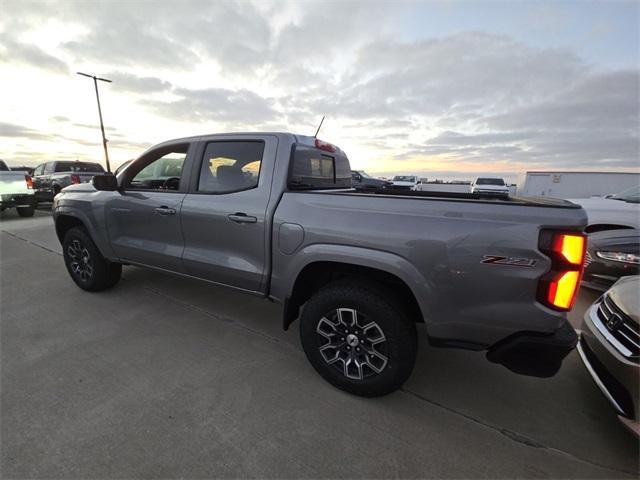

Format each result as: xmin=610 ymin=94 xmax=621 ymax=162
xmin=1 ymin=207 xmax=639 ymax=478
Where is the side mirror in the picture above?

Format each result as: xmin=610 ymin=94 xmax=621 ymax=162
xmin=92 ymin=174 xmax=118 ymax=191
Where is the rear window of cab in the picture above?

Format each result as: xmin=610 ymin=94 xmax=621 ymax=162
xmin=288 ymin=145 xmax=351 ymax=190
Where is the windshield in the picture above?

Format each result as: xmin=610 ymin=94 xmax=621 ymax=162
xmin=611 ymin=185 xmax=640 ymax=204
xmin=54 ymin=162 xmax=105 ymax=173
xmin=358 ymin=171 xmax=373 ymax=179
xmin=476 ymin=178 xmax=505 ymax=186
xmin=393 ymin=176 xmax=416 ymax=182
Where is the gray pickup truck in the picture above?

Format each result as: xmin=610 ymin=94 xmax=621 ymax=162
xmin=53 ymin=133 xmax=588 ymax=396
xmin=32 ymin=160 xmax=105 ymax=202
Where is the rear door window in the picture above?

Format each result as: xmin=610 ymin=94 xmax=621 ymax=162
xmin=197 ymin=141 xmax=264 ymax=194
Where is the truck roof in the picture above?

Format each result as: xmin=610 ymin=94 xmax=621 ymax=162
xmin=147 ymin=132 xmax=343 ymax=152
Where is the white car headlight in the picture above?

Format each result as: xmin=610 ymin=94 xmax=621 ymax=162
xmin=595 ymin=251 xmax=640 ymax=265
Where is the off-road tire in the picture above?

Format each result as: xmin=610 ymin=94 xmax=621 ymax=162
xmin=300 ymin=280 xmax=418 ymax=397
xmin=62 ymin=226 xmax=121 ymax=291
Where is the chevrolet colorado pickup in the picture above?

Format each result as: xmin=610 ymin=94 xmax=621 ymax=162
xmin=53 ymin=133 xmax=588 ymax=396
xmin=0 ymin=160 xmax=36 ymax=217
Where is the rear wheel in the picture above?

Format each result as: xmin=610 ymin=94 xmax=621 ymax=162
xmin=62 ymin=226 xmax=121 ymax=291
xmin=16 ymin=205 xmax=35 ymax=217
xmin=300 ymin=281 xmax=417 ymax=397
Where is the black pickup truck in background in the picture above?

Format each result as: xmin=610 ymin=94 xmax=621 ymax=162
xmin=32 ymin=161 xmax=105 ymax=202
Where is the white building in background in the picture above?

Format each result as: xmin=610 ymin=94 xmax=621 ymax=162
xmin=519 ymin=171 xmax=639 ymax=199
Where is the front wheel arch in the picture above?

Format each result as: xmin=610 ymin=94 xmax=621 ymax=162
xmin=55 ymin=214 xmax=86 ymax=244
xmin=62 ymin=226 xmax=122 ymax=291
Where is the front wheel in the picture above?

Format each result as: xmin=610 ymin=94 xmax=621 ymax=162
xmin=300 ymin=281 xmax=417 ymax=397
xmin=62 ymin=226 xmax=122 ymax=291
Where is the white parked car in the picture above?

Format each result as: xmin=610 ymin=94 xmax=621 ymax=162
xmin=471 ymin=177 xmax=510 ymax=197
xmin=391 ymin=175 xmax=420 ymax=191
xmin=568 ymin=185 xmax=640 ymax=233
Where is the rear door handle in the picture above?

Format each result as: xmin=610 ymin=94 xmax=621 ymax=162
xmin=155 ymin=206 xmax=176 ymax=216
xmin=228 ymin=213 xmax=257 ymax=224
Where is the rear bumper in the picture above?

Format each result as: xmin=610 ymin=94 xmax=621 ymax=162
xmin=486 ymin=321 xmax=577 ymax=377
xmin=0 ymin=193 xmax=35 ymax=209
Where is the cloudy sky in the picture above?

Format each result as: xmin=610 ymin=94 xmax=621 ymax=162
xmin=1 ymin=0 xmax=638 ymax=182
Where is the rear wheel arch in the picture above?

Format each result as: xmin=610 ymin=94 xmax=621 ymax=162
xmin=299 ymin=280 xmax=418 ymax=396
xmin=283 ymin=261 xmax=423 ymax=330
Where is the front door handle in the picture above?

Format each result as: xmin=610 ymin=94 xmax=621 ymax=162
xmin=155 ymin=206 xmax=176 ymax=216
xmin=228 ymin=213 xmax=257 ymax=224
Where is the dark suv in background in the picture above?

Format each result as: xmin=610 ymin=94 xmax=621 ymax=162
xmin=351 ymin=170 xmax=392 ymax=192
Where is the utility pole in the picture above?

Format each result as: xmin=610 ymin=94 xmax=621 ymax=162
xmin=77 ymin=72 xmax=112 ymax=172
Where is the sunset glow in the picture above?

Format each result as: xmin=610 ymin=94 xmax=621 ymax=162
xmin=1 ymin=1 xmax=638 ymax=184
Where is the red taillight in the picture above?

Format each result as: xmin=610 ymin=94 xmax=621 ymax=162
xmin=25 ymin=175 xmax=33 ymax=189
xmin=547 ymin=271 xmax=581 ymax=309
xmin=553 ymin=234 xmax=585 ymax=266
xmin=315 ymin=138 xmax=337 ymax=153
xmin=70 ymin=174 xmax=81 ymax=184
xmin=538 ymin=231 xmax=587 ymax=311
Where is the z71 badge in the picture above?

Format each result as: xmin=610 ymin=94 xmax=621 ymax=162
xmin=481 ymin=255 xmax=538 ymax=267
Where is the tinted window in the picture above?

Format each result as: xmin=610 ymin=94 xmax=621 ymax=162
xmin=54 ymin=162 xmax=105 ymax=173
xmin=0 ymin=160 xmax=8 ymax=171
xmin=476 ymin=178 xmax=505 ymax=186
xmin=198 ymin=141 xmax=264 ymax=194
xmin=289 ymin=145 xmax=351 ymax=190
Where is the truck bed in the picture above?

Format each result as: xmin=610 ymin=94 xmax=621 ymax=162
xmin=271 ymin=188 xmax=587 ymax=348
xmin=347 ymin=188 xmax=581 ymax=208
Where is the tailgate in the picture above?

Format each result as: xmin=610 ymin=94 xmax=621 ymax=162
xmin=77 ymin=173 xmax=101 ymax=183
xmin=0 ymin=173 xmax=31 ymax=196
